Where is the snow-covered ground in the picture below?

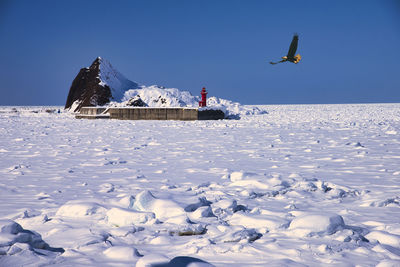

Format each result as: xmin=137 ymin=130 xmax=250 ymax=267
xmin=0 ymin=104 xmax=400 ymax=266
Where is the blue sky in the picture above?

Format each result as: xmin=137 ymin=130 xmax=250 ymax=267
xmin=0 ymin=0 xmax=399 ymax=105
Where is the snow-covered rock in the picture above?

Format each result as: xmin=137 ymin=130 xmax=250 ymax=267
xmin=288 ymin=213 xmax=345 ymax=236
xmin=65 ymin=57 xmax=139 ymax=112
xmin=98 ymin=58 xmax=139 ymax=102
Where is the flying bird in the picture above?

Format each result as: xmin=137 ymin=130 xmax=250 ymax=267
xmin=270 ymin=34 xmax=301 ymax=65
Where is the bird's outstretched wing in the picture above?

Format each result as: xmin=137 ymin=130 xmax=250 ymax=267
xmin=269 ymin=59 xmax=286 ymax=65
xmin=287 ymin=34 xmax=299 ymax=58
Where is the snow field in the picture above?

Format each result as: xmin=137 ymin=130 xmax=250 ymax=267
xmin=0 ymin=103 xmax=399 ymax=266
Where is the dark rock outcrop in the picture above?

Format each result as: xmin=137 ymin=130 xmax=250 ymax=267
xmin=65 ymin=57 xmax=139 ymax=112
xmin=65 ymin=57 xmax=111 ymax=112
xmin=127 ymin=95 xmax=148 ymax=107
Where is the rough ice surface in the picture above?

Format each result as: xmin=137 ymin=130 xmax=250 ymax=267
xmin=1 ymin=103 xmax=400 ymax=266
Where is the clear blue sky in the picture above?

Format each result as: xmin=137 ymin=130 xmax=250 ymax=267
xmin=0 ymin=0 xmax=399 ymax=105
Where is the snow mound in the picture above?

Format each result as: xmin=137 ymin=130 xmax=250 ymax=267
xmin=103 ymin=246 xmax=141 ymax=261
xmin=288 ymin=213 xmax=345 ymax=236
xmin=121 ymin=86 xmax=198 ymax=108
xmin=56 ymin=200 xmax=106 ymax=217
xmin=106 ymin=207 xmax=155 ymax=226
xmin=229 ymin=212 xmax=288 ymax=231
xmin=136 ymin=253 xmax=170 ymax=267
xmin=207 ymin=96 xmax=267 ymax=117
xmin=365 ymin=231 xmax=400 ymax=247
xmin=229 ymin=172 xmax=287 ymax=191
xmin=133 ymin=190 xmax=186 ymax=221
xmin=230 ymin=171 xmax=259 ymax=182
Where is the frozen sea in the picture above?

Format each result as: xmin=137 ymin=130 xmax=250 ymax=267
xmin=0 ymin=104 xmax=399 ymax=266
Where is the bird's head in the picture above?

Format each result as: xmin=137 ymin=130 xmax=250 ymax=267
xmin=293 ymin=54 xmax=301 ymax=63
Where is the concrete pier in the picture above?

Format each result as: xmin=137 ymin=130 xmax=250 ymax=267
xmin=108 ymin=107 xmax=198 ymax=120
xmin=75 ymin=107 xmax=225 ymax=120
xmin=75 ymin=107 xmax=109 ymax=119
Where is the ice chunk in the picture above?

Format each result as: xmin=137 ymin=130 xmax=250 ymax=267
xmin=212 ymin=199 xmax=237 ymax=211
xmin=191 ymin=206 xmax=215 ymax=219
xmin=7 ymin=243 xmax=30 ymax=255
xmin=118 ymin=195 xmax=135 ymax=209
xmin=184 ymin=197 xmax=212 ymax=212
xmin=214 ymin=228 xmax=262 ymax=243
xmin=168 ymin=223 xmax=207 ymax=236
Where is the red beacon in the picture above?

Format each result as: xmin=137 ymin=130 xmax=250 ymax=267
xmin=199 ymin=87 xmax=208 ymax=107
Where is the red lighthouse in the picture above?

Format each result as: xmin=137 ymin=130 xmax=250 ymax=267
xmin=199 ymin=87 xmax=208 ymax=107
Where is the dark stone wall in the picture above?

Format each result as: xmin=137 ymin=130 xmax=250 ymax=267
xmin=198 ymin=109 xmax=225 ymax=120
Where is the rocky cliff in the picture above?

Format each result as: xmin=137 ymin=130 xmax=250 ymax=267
xmin=65 ymin=57 xmax=138 ymax=112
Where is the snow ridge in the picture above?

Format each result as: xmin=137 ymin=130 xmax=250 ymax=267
xmin=98 ymin=57 xmax=139 ymax=102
